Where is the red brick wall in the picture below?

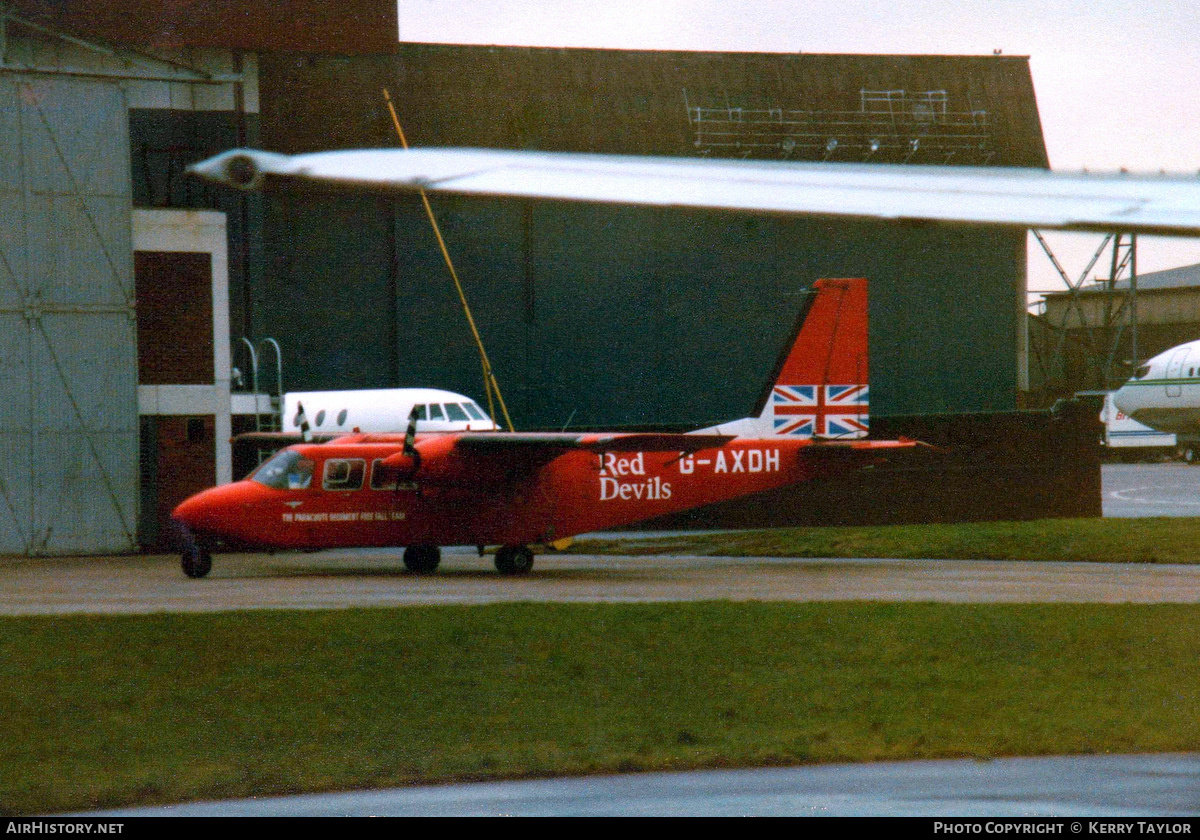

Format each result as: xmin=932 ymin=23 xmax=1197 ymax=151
xmin=135 ymin=251 xmax=213 ymax=385
xmin=147 ymin=415 xmax=215 ymax=550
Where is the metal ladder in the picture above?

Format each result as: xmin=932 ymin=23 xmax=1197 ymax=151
xmin=239 ymin=337 xmax=283 ymax=463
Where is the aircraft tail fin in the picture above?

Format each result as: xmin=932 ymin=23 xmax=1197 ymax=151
xmin=753 ymin=277 xmax=870 ymax=439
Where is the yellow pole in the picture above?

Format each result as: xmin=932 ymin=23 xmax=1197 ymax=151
xmin=383 ymin=88 xmax=514 ymax=431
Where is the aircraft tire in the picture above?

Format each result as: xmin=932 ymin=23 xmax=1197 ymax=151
xmin=181 ymin=545 xmax=213 ymax=579
xmin=495 ymin=545 xmax=535 ymax=575
xmin=403 ymin=545 xmax=441 ymax=574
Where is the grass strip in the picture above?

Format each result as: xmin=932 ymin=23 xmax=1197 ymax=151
xmin=3 ymin=601 xmax=1200 ymax=814
xmin=570 ymin=517 xmax=1200 ymax=564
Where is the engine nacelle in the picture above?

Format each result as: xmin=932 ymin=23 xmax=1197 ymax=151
xmin=379 ymin=450 xmax=420 ymax=479
xmin=380 ymin=435 xmax=471 ymax=485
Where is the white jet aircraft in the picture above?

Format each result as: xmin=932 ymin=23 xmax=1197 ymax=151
xmin=1112 ymin=341 xmax=1200 ymax=437
xmin=281 ymin=388 xmax=498 ymax=437
xmin=237 ymin=387 xmax=500 ymax=448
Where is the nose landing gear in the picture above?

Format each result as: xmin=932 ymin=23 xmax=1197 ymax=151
xmin=176 ymin=521 xmax=214 ymax=578
xmin=181 ymin=543 xmax=213 ymax=579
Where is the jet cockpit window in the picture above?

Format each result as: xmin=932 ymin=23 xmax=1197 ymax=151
xmin=429 ymin=404 xmax=445 ymax=420
xmin=445 ymin=403 xmax=469 ymax=422
xmin=464 ymin=402 xmax=486 ymax=421
xmin=323 ymin=459 xmax=365 ymax=491
xmin=251 ymin=450 xmax=314 ymax=490
xmin=1135 ymin=364 xmax=1152 ymax=379
xmin=414 ymin=405 xmax=428 ymax=420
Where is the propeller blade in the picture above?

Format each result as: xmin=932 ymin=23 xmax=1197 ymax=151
xmin=295 ymin=401 xmax=313 ymax=443
xmin=404 ymin=406 xmax=419 ymax=455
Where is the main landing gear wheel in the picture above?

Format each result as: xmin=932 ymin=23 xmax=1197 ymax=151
xmin=494 ymin=545 xmax=535 ymax=575
xmin=403 ymin=545 xmax=441 ymax=574
xmin=181 ymin=544 xmax=212 ymax=579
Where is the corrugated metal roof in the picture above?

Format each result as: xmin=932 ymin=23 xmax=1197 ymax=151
xmin=381 ymin=45 xmax=1048 ymax=168
xmin=1049 ymin=261 xmax=1200 ymax=295
xmin=5 ymin=0 xmax=398 ymax=54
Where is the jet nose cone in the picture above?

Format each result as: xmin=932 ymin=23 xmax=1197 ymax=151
xmin=1112 ymin=385 xmax=1133 ymax=416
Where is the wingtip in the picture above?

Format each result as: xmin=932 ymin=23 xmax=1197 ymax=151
xmin=186 ymin=149 xmax=293 ymax=191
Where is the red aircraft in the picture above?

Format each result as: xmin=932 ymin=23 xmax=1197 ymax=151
xmin=172 ymin=277 xmax=915 ymax=577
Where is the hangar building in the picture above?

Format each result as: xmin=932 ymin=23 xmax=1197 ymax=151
xmin=1034 ymin=262 xmax=1200 ymax=397
xmin=264 ymin=45 xmax=1046 ymax=428
xmin=0 ymin=1 xmax=1092 ymax=555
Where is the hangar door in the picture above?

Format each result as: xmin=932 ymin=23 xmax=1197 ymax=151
xmin=0 ymin=75 xmax=138 ymax=555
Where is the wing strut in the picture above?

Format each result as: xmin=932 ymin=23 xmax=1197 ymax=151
xmin=383 ymin=89 xmax=515 ymax=431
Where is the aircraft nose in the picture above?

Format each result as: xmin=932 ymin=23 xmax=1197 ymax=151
xmin=173 ymin=487 xmax=217 ymax=529
xmin=172 ymin=490 xmax=197 ymax=518
xmin=172 ymin=483 xmax=252 ymax=535
xmin=1112 ymin=384 xmax=1132 ymax=415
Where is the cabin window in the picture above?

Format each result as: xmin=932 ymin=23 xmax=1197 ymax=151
xmin=251 ymin=450 xmax=314 ymax=491
xmin=429 ymin=404 xmax=445 ymax=420
xmin=315 ymin=410 xmax=326 ymax=427
xmin=445 ymin=403 xmax=469 ymax=421
xmin=337 ymin=409 xmax=348 ymax=426
xmin=322 ymin=458 xmax=365 ymax=491
xmin=370 ymin=459 xmax=401 ymax=491
xmin=464 ymin=402 xmax=486 ymax=420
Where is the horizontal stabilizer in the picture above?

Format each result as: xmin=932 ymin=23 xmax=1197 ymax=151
xmin=803 ymin=438 xmax=924 ymax=453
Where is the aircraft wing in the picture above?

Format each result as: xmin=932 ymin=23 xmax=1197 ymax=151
xmin=233 ymin=431 xmax=345 ymax=445
xmin=453 ymin=431 xmax=735 ymax=453
xmin=189 ymin=147 xmax=1200 ymax=237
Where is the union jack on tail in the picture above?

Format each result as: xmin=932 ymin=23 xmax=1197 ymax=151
xmin=771 ymin=384 xmax=869 ymax=438
xmin=755 ymin=277 xmax=870 ymax=439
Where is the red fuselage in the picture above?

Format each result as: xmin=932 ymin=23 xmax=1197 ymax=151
xmin=172 ymin=433 xmax=863 ymax=551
